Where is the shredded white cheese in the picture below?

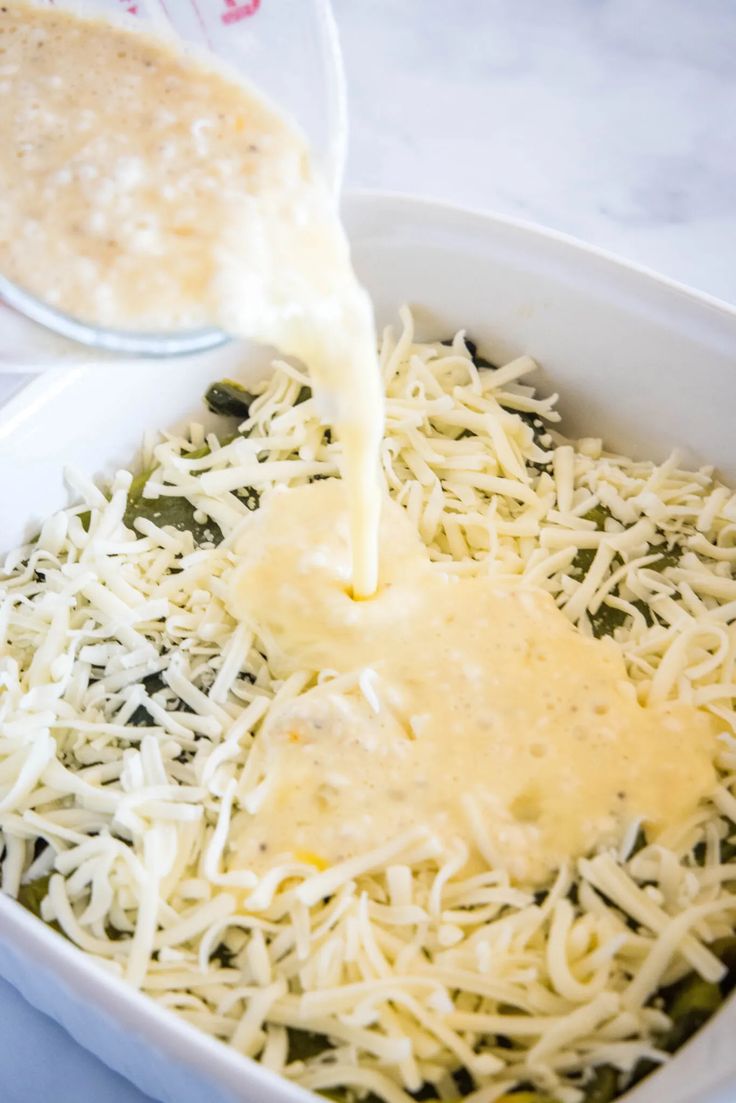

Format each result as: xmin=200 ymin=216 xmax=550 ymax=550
xmin=1 ymin=309 xmax=736 ymax=1102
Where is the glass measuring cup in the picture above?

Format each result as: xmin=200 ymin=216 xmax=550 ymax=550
xmin=0 ymin=0 xmax=347 ymax=369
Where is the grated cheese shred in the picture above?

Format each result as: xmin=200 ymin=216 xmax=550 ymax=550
xmin=1 ymin=309 xmax=736 ymax=1101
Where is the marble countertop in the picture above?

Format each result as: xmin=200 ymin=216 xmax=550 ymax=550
xmin=1 ymin=2 xmax=735 ymax=1100
xmin=340 ymin=0 xmax=736 ymax=305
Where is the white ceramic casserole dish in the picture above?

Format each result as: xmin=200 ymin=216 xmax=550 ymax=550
xmin=0 ymin=192 xmax=735 ymax=1103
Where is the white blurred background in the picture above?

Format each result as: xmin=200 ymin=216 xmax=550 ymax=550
xmin=338 ymin=0 xmax=736 ymax=302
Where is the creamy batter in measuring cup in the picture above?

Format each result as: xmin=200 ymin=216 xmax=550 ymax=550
xmin=0 ymin=0 xmax=347 ymax=369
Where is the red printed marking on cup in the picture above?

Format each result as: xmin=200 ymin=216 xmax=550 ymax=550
xmin=221 ymin=0 xmax=261 ymax=26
